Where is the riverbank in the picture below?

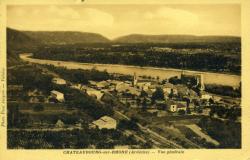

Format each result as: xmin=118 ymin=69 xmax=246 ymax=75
xmin=20 ymin=53 xmax=241 ymax=87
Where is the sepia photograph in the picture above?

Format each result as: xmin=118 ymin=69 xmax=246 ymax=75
xmin=6 ymin=3 xmax=242 ymax=150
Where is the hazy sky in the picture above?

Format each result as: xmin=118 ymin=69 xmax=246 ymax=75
xmin=7 ymin=4 xmax=241 ymax=39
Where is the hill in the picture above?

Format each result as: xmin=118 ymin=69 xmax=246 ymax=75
xmin=7 ymin=28 xmax=110 ymax=46
xmin=7 ymin=28 xmax=111 ymax=66
xmin=7 ymin=28 xmax=241 ymax=46
xmin=113 ymin=34 xmax=241 ymax=44
xmin=23 ymin=31 xmax=110 ymax=44
xmin=7 ymin=28 xmax=40 ymax=50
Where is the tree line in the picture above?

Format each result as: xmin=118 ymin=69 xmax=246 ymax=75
xmin=33 ymin=45 xmax=241 ymax=74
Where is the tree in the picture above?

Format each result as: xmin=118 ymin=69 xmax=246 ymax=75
xmin=209 ymin=98 xmax=214 ymax=104
xmin=126 ymin=135 xmax=136 ymax=145
xmin=184 ymin=97 xmax=191 ymax=114
xmin=33 ymin=104 xmax=44 ymax=112
xmin=118 ymin=117 xmax=139 ymax=131
xmin=186 ymin=107 xmax=191 ymax=114
xmin=178 ymin=109 xmax=186 ymax=115
xmin=156 ymin=76 xmax=160 ymax=81
xmin=136 ymin=98 xmax=141 ymax=106
xmin=161 ymin=79 xmax=167 ymax=84
xmin=142 ymin=98 xmax=147 ymax=111
xmin=169 ymin=89 xmax=174 ymax=99
xmin=169 ymin=76 xmax=181 ymax=85
xmin=7 ymin=103 xmax=20 ymax=127
xmin=140 ymin=90 xmax=148 ymax=97
xmin=152 ymin=87 xmax=164 ymax=101
xmin=142 ymin=139 xmax=153 ymax=148
xmin=197 ymin=107 xmax=203 ymax=114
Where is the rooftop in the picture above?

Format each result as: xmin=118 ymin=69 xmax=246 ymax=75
xmin=51 ymin=90 xmax=63 ymax=95
xmin=92 ymin=116 xmax=117 ymax=129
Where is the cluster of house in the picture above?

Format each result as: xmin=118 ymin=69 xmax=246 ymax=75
xmin=8 ymin=78 xmax=67 ymax=103
xmin=54 ymin=115 xmax=117 ymax=130
xmin=8 ymin=84 xmax=24 ymax=101
xmin=11 ymin=73 xmax=234 ymax=124
xmin=9 ymin=72 xmax=226 ymax=116
xmin=50 ymin=78 xmax=119 ymax=130
xmin=148 ymin=47 xmax=214 ymax=54
xmin=68 ymin=72 xmax=218 ymax=115
xmin=89 ymin=116 xmax=117 ymax=129
xmin=70 ymin=73 xmax=225 ymax=116
xmin=9 ymin=71 xmax=240 ymax=133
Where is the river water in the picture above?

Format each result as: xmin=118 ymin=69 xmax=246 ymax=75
xmin=20 ymin=53 xmax=241 ymax=87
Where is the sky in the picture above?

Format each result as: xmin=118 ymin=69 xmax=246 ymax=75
xmin=7 ymin=4 xmax=241 ymax=39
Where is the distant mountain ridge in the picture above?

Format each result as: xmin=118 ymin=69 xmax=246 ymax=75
xmin=113 ymin=34 xmax=241 ymax=43
xmin=7 ymin=28 xmax=241 ymax=46
xmin=23 ymin=31 xmax=110 ymax=44
xmin=7 ymin=28 xmax=39 ymax=48
xmin=7 ymin=28 xmax=110 ymax=46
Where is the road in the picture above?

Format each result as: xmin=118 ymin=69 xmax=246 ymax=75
xmin=115 ymin=111 xmax=183 ymax=149
xmin=8 ymin=127 xmax=83 ymax=132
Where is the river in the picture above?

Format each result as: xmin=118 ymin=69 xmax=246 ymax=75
xmin=20 ymin=53 xmax=241 ymax=87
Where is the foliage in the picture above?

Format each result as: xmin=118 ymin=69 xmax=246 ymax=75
xmin=210 ymin=105 xmax=241 ymax=121
xmin=152 ymin=87 xmax=165 ymax=101
xmin=7 ymin=103 xmax=20 ymax=128
xmin=169 ymin=76 xmax=182 ymax=85
xmin=33 ymin=42 xmax=241 ymax=74
xmin=205 ymin=84 xmax=240 ymax=98
xmin=33 ymin=104 xmax=44 ymax=112
xmin=117 ymin=118 xmax=139 ymax=131
xmin=141 ymin=98 xmax=147 ymax=111
xmin=44 ymin=65 xmax=112 ymax=84
xmin=8 ymin=65 xmax=53 ymax=94
xmin=8 ymin=129 xmax=137 ymax=149
xmin=178 ymin=109 xmax=186 ymax=115
xmin=198 ymin=117 xmax=241 ymax=148
xmin=61 ymin=88 xmax=114 ymax=119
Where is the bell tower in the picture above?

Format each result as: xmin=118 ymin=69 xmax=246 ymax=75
xmin=133 ymin=72 xmax=137 ymax=87
xmin=196 ymin=74 xmax=205 ymax=91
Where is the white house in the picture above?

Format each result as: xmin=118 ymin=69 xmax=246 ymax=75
xmin=115 ymin=83 xmax=141 ymax=96
xmin=212 ymin=95 xmax=222 ymax=102
xmin=176 ymin=103 xmax=187 ymax=112
xmin=50 ymin=90 xmax=65 ymax=102
xmin=96 ymin=81 xmax=109 ymax=89
xmin=163 ymin=83 xmax=178 ymax=95
xmin=55 ymin=119 xmax=64 ymax=128
xmin=89 ymin=80 xmax=97 ymax=86
xmin=202 ymin=108 xmax=211 ymax=116
xmin=70 ymin=83 xmax=81 ymax=89
xmin=107 ymin=80 xmax=123 ymax=86
xmin=86 ymin=89 xmax=104 ymax=100
xmin=201 ymin=94 xmax=212 ymax=100
xmin=148 ymin=85 xmax=157 ymax=93
xmin=167 ymin=101 xmax=187 ymax=112
xmin=176 ymin=84 xmax=189 ymax=96
xmin=157 ymin=111 xmax=168 ymax=117
xmin=89 ymin=116 xmax=117 ymax=129
xmin=168 ymin=103 xmax=178 ymax=112
xmin=52 ymin=77 xmax=66 ymax=85
xmin=136 ymin=82 xmax=151 ymax=91
xmin=115 ymin=82 xmax=130 ymax=91
xmin=200 ymin=91 xmax=212 ymax=100
xmin=127 ymin=87 xmax=141 ymax=97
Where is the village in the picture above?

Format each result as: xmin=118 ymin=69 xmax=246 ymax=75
xmin=70 ymin=71 xmax=240 ymax=119
xmin=7 ymin=62 xmax=241 ymax=149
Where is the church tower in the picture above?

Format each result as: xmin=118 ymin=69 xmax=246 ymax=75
xmin=196 ymin=74 xmax=205 ymax=91
xmin=133 ymin=72 xmax=137 ymax=87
